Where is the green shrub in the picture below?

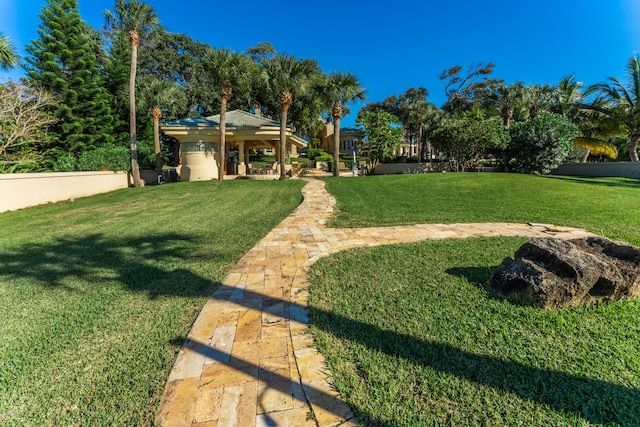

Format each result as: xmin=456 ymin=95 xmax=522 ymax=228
xmin=52 ymin=153 xmax=77 ymax=172
xmin=432 ymin=116 xmax=509 ymax=171
xmin=306 ymin=148 xmax=322 ymax=160
xmin=508 ymin=112 xmax=578 ymax=174
xmin=137 ymin=144 xmax=156 ymax=170
xmin=292 ymin=157 xmax=310 ymax=166
xmin=316 ymin=151 xmax=333 ymax=162
xmin=307 ymin=148 xmax=334 ymax=162
xmin=77 ymin=146 xmax=130 ymax=171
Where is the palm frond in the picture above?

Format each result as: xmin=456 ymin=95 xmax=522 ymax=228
xmin=573 ymin=137 xmax=618 ymax=159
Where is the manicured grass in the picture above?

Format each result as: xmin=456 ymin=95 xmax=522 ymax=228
xmin=0 ymin=179 xmax=304 ymax=426
xmin=309 ymin=173 xmax=640 ymax=426
xmin=325 ymin=173 xmax=640 ymax=245
xmin=308 ymin=238 xmax=640 ymax=426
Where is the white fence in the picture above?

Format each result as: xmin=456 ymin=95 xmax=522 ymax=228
xmin=0 ymin=171 xmax=130 ymax=213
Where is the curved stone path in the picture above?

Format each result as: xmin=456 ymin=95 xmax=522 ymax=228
xmin=155 ymin=178 xmax=594 ymax=427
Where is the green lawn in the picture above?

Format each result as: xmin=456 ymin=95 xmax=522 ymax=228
xmin=0 ymin=179 xmax=304 ymax=426
xmin=325 ymin=173 xmax=640 ymax=245
xmin=309 ymin=173 xmax=640 ymax=426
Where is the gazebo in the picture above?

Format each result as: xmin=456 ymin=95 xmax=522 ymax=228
xmin=161 ymin=110 xmax=307 ymax=181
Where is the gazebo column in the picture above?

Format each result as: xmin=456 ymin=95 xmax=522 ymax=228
xmin=179 ymin=140 xmax=217 ymax=181
xmin=237 ymin=141 xmax=247 ymax=175
xmin=244 ymin=144 xmax=250 ymax=172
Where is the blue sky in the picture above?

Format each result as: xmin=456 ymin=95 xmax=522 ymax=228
xmin=1 ymin=0 xmax=639 ymax=126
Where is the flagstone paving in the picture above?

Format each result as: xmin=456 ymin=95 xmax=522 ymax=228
xmin=155 ymin=178 xmax=594 ymax=427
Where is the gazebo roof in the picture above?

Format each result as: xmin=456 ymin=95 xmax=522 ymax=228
xmin=162 ymin=109 xmax=307 ymax=148
xmin=164 ymin=109 xmax=286 ymax=129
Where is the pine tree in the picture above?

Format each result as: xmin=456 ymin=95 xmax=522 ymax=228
xmin=103 ymin=31 xmax=132 ymax=146
xmin=24 ymin=0 xmax=115 ymax=159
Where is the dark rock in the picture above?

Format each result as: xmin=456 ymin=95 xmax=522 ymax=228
xmin=490 ymin=236 xmax=640 ymax=309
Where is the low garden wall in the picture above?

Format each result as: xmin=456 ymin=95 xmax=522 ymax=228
xmin=0 ymin=171 xmax=130 ymax=213
xmin=552 ymin=162 xmax=640 ymax=179
xmin=372 ymin=162 xmax=449 ymax=175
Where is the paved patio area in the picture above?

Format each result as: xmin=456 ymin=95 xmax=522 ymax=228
xmin=155 ymin=178 xmax=594 ymax=427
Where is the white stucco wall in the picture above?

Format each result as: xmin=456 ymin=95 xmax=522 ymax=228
xmin=0 ymin=171 xmax=129 ymax=213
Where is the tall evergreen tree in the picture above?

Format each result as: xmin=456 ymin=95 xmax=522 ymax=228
xmin=24 ymin=0 xmax=115 ymax=159
xmin=102 ymin=31 xmax=133 ymax=146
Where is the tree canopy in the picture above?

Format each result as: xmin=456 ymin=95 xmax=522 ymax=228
xmin=356 ymin=110 xmax=403 ymax=171
xmin=24 ymin=0 xmax=115 ymax=162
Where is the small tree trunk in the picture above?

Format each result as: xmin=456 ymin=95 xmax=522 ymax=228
xmin=332 ymin=102 xmax=343 ymax=177
xmin=279 ymin=106 xmax=289 ymax=180
xmin=152 ymin=107 xmax=162 ymax=174
xmin=502 ymin=106 xmax=513 ymax=129
xmin=219 ymin=94 xmax=228 ymax=181
xmin=580 ymin=148 xmax=590 ymax=163
xmin=129 ymin=31 xmax=141 ymax=188
xmin=333 ymin=114 xmax=341 ymax=177
xmin=630 ymin=134 xmax=639 ymax=162
xmin=417 ymin=124 xmax=423 ymax=162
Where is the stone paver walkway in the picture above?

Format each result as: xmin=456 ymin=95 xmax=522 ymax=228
xmin=155 ymin=178 xmax=594 ymax=427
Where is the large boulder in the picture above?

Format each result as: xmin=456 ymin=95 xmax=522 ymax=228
xmin=490 ymin=236 xmax=640 ymax=309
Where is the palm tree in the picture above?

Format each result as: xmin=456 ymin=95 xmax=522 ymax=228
xmin=319 ymin=72 xmax=365 ymax=176
xmin=0 ymin=33 xmax=18 ymax=70
xmin=411 ymin=102 xmax=442 ymax=162
xmin=587 ymin=55 xmax=640 ymax=162
xmin=552 ymin=75 xmax=583 ymax=120
xmin=572 ymin=102 xmax=620 ymax=162
xmin=105 ymin=0 xmax=160 ymax=187
xmin=137 ymin=77 xmax=186 ymax=173
xmin=526 ymin=84 xmax=554 ymax=118
xmin=491 ymin=82 xmax=527 ymax=128
xmin=205 ymin=48 xmax=255 ymax=180
xmin=260 ymin=54 xmax=318 ymax=180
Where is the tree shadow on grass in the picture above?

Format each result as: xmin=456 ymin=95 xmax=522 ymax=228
xmin=545 ymin=175 xmax=640 ymax=189
xmin=168 ymin=283 xmax=639 ymax=426
xmin=0 ymin=232 xmax=215 ymax=298
xmin=308 ymin=299 xmax=640 ymax=426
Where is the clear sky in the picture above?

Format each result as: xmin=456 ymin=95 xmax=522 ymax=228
xmin=1 ymin=0 xmax=638 ymax=126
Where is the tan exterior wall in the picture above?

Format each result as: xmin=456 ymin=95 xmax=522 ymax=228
xmin=317 ymin=123 xmax=364 ymax=154
xmin=552 ymin=162 xmax=640 ymax=179
xmin=0 ymin=171 xmax=129 ymax=213
xmin=180 ymin=141 xmax=218 ymax=181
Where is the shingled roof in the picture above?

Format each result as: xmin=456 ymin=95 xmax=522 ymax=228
xmin=164 ymin=109 xmax=287 ymax=129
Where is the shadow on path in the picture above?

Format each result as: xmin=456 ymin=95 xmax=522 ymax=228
xmin=190 ymin=284 xmax=640 ymax=426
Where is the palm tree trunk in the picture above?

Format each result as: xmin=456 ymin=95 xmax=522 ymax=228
xmin=630 ymin=134 xmax=639 ymax=162
xmin=333 ymin=116 xmax=341 ymax=177
xmin=152 ymin=107 xmax=162 ymax=174
xmin=418 ymin=124 xmax=423 ymax=162
xmin=580 ymin=148 xmax=590 ymax=163
xmin=502 ymin=106 xmax=513 ymax=129
xmin=279 ymin=106 xmax=289 ymax=180
xmin=129 ymin=31 xmax=141 ymax=188
xmin=219 ymin=95 xmax=228 ymax=181
xmin=332 ymin=102 xmax=343 ymax=177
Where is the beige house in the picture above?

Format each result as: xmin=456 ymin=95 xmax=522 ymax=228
xmin=161 ymin=110 xmax=307 ymax=181
xmin=317 ymin=123 xmax=364 ymax=155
